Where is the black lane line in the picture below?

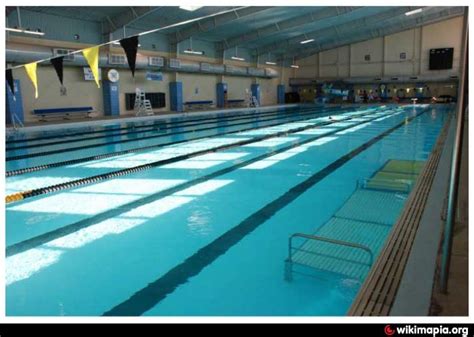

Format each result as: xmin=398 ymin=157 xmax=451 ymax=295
xmin=6 ymin=106 xmax=326 ymax=151
xmin=5 ymin=110 xmax=399 ymax=257
xmin=102 ymin=109 xmax=426 ymax=316
xmin=5 ymin=105 xmax=321 ymax=145
xmin=6 ymin=106 xmax=344 ymax=162
xmin=14 ymin=108 xmax=392 ymax=201
xmin=6 ymin=106 xmax=363 ymax=176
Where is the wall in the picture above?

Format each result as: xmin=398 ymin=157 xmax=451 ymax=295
xmin=181 ymin=73 xmax=217 ymax=104
xmin=118 ymin=68 xmax=171 ymax=115
xmin=8 ymin=38 xmax=292 ymax=121
xmin=226 ymin=76 xmax=252 ymax=100
xmin=294 ymin=16 xmax=464 ymax=80
xmin=14 ymin=66 xmax=104 ymax=123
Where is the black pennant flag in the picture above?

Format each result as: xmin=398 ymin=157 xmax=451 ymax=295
xmin=51 ymin=56 xmax=64 ymax=85
xmin=119 ymin=36 xmax=139 ymax=77
xmin=6 ymin=69 xmax=15 ymax=95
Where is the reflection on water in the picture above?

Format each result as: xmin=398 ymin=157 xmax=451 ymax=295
xmin=187 ymin=206 xmax=213 ymax=237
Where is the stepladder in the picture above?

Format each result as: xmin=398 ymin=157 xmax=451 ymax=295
xmin=134 ymin=88 xmax=154 ymax=116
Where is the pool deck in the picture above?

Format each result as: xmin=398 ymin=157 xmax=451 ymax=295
xmin=6 ymin=104 xmax=300 ymax=133
xmin=6 ymin=103 xmax=421 ymax=134
xmin=430 ymin=112 xmax=468 ymax=316
xmin=390 ymin=109 xmax=468 ymax=316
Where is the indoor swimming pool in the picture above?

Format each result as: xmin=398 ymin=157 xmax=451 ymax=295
xmin=5 ymin=104 xmax=452 ymax=316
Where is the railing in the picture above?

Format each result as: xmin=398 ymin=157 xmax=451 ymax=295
xmin=285 ymin=233 xmax=374 ymax=281
xmin=439 ymin=8 xmax=468 ymax=293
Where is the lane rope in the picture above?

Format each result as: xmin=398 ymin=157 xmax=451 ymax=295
xmin=5 ymin=108 xmax=402 ymax=204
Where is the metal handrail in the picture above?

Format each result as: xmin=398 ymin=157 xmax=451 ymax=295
xmin=439 ymin=8 xmax=468 ymax=293
xmin=288 ymin=233 xmax=374 ymax=265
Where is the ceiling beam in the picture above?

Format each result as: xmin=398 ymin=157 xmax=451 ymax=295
xmin=217 ymin=6 xmax=363 ymax=51
xmin=284 ymin=6 xmax=465 ymax=61
xmin=102 ymin=6 xmax=158 ymax=34
xmin=168 ymin=6 xmax=273 ymax=44
xmin=255 ymin=6 xmax=421 ymax=56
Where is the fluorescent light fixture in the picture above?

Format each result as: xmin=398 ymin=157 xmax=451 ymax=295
xmin=265 ymin=61 xmax=277 ymax=65
xmin=112 ymin=41 xmax=141 ymax=47
xmin=291 ymin=64 xmax=299 ymax=69
xmin=179 ymin=6 xmax=203 ymax=11
xmin=6 ymin=27 xmax=45 ymax=36
xmin=300 ymin=38 xmax=315 ymax=44
xmin=184 ymin=49 xmax=204 ymax=55
xmin=231 ymin=56 xmax=245 ymax=61
xmin=405 ymin=8 xmax=423 ymax=16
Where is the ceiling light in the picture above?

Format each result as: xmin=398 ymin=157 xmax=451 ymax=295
xmin=6 ymin=27 xmax=45 ymax=36
xmin=231 ymin=56 xmax=245 ymax=61
xmin=265 ymin=61 xmax=277 ymax=65
xmin=184 ymin=49 xmax=204 ymax=55
xmin=291 ymin=64 xmax=299 ymax=69
xmin=405 ymin=8 xmax=423 ymax=16
xmin=300 ymin=38 xmax=314 ymax=44
xmin=179 ymin=6 xmax=203 ymax=11
xmin=112 ymin=41 xmax=141 ymax=47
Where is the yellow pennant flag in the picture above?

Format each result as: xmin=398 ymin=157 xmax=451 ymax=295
xmin=24 ymin=62 xmax=39 ymax=99
xmin=82 ymin=46 xmax=101 ymax=88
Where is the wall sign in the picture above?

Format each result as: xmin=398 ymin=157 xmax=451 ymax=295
xmin=146 ymin=71 xmax=163 ymax=81
xmin=83 ymin=67 xmax=102 ymax=81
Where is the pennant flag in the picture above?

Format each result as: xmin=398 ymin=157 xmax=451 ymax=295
xmin=82 ymin=46 xmax=101 ymax=88
xmin=120 ymin=36 xmax=139 ymax=77
xmin=6 ymin=69 xmax=15 ymax=95
xmin=25 ymin=62 xmax=39 ymax=99
xmin=51 ymin=56 xmax=64 ymax=85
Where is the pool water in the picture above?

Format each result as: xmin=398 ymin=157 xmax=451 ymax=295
xmin=5 ymin=104 xmax=451 ymax=316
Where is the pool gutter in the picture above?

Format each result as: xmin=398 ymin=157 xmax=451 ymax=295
xmin=348 ymin=111 xmax=454 ymax=316
xmin=389 ymin=111 xmax=456 ymax=315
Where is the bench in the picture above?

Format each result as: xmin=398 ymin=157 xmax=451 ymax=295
xmin=184 ymin=100 xmax=214 ymax=111
xmin=227 ymin=99 xmax=246 ymax=108
xmin=33 ymin=106 xmax=95 ymax=121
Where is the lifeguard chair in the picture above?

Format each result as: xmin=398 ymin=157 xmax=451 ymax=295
xmin=134 ymin=88 xmax=154 ymax=116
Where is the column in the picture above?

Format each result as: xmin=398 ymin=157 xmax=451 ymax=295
xmin=277 ymin=84 xmax=285 ymax=104
xmin=251 ymin=83 xmax=260 ymax=105
xmin=102 ymin=80 xmax=120 ymax=116
xmin=216 ymin=83 xmax=228 ymax=108
xmin=6 ymin=80 xmax=24 ymax=124
xmin=169 ymin=81 xmax=183 ymax=112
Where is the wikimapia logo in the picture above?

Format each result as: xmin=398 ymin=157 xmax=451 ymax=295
xmin=384 ymin=325 xmax=469 ymax=337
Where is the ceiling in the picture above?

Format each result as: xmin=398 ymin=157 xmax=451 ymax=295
xmin=8 ymin=6 xmax=465 ymax=60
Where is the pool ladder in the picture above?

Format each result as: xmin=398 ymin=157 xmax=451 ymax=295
xmin=284 ymin=233 xmax=374 ymax=282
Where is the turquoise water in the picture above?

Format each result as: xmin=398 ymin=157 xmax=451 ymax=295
xmin=5 ymin=104 xmax=451 ymax=316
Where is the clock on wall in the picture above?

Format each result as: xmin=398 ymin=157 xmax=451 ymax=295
xmin=107 ymin=69 xmax=120 ymax=82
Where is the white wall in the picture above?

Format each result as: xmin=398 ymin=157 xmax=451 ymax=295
xmin=16 ymin=66 xmax=104 ymax=123
xmin=295 ymin=16 xmax=464 ymax=79
xmin=226 ymin=76 xmax=252 ymax=100
xmin=181 ymin=73 xmax=217 ymax=104
xmin=420 ymin=16 xmax=463 ymax=75
xmin=350 ymin=37 xmax=384 ymax=77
